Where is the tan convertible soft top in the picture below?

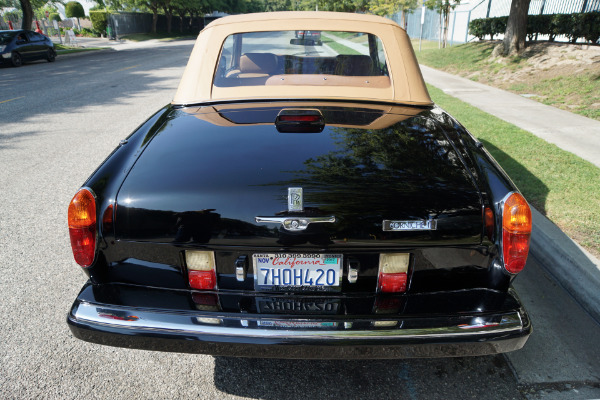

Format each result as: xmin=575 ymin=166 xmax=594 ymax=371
xmin=172 ymin=12 xmax=432 ymax=106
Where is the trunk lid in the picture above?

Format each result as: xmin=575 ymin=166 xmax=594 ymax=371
xmin=114 ymin=103 xmax=482 ymax=248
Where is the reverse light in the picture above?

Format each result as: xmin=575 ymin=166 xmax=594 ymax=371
xmin=68 ymin=188 xmax=97 ymax=267
xmin=378 ymin=253 xmax=410 ymax=293
xmin=502 ymin=193 xmax=532 ymax=274
xmin=186 ymin=251 xmax=217 ymax=290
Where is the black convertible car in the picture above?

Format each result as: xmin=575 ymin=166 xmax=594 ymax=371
xmin=67 ymin=12 xmax=532 ymax=359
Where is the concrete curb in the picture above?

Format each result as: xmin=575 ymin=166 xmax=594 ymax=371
xmin=530 ymin=207 xmax=600 ymax=324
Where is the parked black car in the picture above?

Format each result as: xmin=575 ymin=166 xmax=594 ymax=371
xmin=0 ymin=29 xmax=56 ymax=67
xmin=67 ymin=12 xmax=533 ymax=359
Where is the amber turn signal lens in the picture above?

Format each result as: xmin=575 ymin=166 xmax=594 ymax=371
xmin=502 ymin=193 xmax=531 ymax=274
xmin=68 ymin=189 xmax=97 ymax=268
xmin=484 ymin=207 xmax=495 ymax=240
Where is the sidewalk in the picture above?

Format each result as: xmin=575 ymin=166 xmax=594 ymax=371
xmin=52 ymin=36 xmax=183 ymax=51
xmin=420 ymin=65 xmax=600 ymax=169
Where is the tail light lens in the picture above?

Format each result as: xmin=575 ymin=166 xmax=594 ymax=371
xmin=68 ymin=189 xmax=97 ymax=267
xmin=484 ymin=207 xmax=495 ymax=240
xmin=378 ymin=253 xmax=410 ymax=293
xmin=502 ymin=193 xmax=532 ymax=274
xmin=186 ymin=251 xmax=217 ymax=290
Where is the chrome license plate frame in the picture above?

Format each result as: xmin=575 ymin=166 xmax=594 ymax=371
xmin=253 ymin=253 xmax=342 ymax=292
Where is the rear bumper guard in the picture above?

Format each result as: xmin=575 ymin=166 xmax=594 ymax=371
xmin=67 ymin=298 xmax=531 ymax=359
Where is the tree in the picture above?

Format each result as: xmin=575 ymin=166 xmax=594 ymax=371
xmin=65 ymin=1 xmax=85 ymax=29
xmin=425 ymin=0 xmax=461 ymax=48
xmin=369 ymin=0 xmax=419 ymax=27
xmin=502 ymin=0 xmax=531 ymax=55
xmin=19 ymin=0 xmax=33 ymax=30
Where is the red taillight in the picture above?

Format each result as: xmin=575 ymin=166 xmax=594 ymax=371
xmin=186 ymin=251 xmax=217 ymax=290
xmin=502 ymin=193 xmax=532 ymax=274
xmin=377 ymin=253 xmax=410 ymax=293
xmin=189 ymin=270 xmax=216 ymax=290
xmin=378 ymin=273 xmax=408 ymax=293
xmin=68 ymin=188 xmax=96 ymax=267
xmin=279 ymin=115 xmax=321 ymax=122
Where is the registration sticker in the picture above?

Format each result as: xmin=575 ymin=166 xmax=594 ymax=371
xmin=254 ymin=254 xmax=342 ymax=289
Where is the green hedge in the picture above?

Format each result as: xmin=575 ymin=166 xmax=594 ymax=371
xmin=469 ymin=17 xmax=508 ymax=40
xmin=89 ymin=11 xmax=109 ymax=34
xmin=470 ymin=12 xmax=600 ymax=44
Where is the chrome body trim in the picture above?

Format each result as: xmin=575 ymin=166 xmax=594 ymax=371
xmin=255 ymin=216 xmax=336 ymax=231
xmin=71 ymin=302 xmax=525 ymax=340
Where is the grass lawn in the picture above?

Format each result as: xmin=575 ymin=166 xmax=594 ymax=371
xmin=55 ymin=44 xmax=107 ymax=55
xmin=321 ymin=36 xmax=361 ymax=55
xmin=427 ymin=84 xmax=600 ymax=257
xmin=414 ymin=41 xmax=600 ymax=121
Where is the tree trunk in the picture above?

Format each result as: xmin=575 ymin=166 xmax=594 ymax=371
xmin=442 ymin=8 xmax=450 ymax=48
xmin=19 ymin=0 xmax=32 ymax=30
xmin=163 ymin=5 xmax=172 ymax=33
xmin=503 ymin=0 xmax=532 ymax=55
xmin=152 ymin=9 xmax=158 ymax=33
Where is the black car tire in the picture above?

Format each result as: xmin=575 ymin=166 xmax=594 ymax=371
xmin=47 ymin=48 xmax=56 ymax=62
xmin=10 ymin=52 xmax=22 ymax=67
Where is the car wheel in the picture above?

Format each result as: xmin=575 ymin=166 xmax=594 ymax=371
xmin=47 ymin=48 xmax=56 ymax=62
xmin=10 ymin=52 xmax=22 ymax=67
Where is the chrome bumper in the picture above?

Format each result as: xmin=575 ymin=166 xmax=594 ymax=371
xmin=68 ymin=294 xmax=531 ymax=359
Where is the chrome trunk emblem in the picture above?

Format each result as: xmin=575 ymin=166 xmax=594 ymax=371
xmin=255 ymin=216 xmax=336 ymax=231
xmin=288 ymin=187 xmax=303 ymax=212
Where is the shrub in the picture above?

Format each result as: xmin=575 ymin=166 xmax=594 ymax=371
xmin=89 ymin=11 xmax=109 ymax=34
xmin=49 ymin=13 xmax=61 ymax=22
xmin=471 ymin=13 xmax=599 ymax=44
xmin=489 ymin=16 xmax=507 ymax=40
xmin=65 ymin=1 xmax=85 ymax=19
xmin=581 ymin=12 xmax=600 ymax=43
xmin=469 ymin=18 xmax=486 ymax=40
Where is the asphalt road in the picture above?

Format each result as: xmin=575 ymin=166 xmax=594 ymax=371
xmin=0 ymin=41 xmax=599 ymax=400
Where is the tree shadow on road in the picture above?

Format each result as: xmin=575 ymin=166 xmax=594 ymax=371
xmin=0 ymin=41 xmax=193 ymax=129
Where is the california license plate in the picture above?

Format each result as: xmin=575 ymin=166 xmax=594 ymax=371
xmin=254 ymin=254 xmax=342 ymax=290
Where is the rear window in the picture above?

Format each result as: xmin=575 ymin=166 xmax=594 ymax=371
xmin=213 ymin=31 xmax=390 ymax=89
xmin=0 ymin=32 xmax=16 ymax=45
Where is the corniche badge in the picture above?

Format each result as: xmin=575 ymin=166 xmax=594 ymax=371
xmin=288 ymin=187 xmax=303 ymax=212
xmin=383 ymin=220 xmax=437 ymax=231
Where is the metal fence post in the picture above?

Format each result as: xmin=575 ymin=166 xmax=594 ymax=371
xmin=581 ymin=0 xmax=589 ymax=12
xmin=450 ymin=10 xmax=457 ymax=46
xmin=465 ymin=10 xmax=472 ymax=43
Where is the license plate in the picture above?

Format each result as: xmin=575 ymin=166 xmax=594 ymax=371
xmin=254 ymin=253 xmax=342 ymax=289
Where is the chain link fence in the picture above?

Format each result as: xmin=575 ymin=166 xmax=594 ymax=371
xmin=397 ymin=0 xmax=600 ymax=45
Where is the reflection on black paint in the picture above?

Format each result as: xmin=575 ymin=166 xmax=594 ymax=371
xmin=114 ymin=106 xmax=481 ymax=245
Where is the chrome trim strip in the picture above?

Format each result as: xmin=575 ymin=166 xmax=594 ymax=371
xmin=255 ymin=216 xmax=336 ymax=231
xmin=73 ymin=302 xmax=525 ymax=340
